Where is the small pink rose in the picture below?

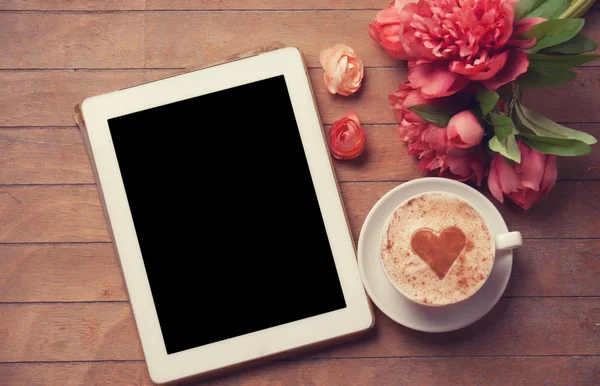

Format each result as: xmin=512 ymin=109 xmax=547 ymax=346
xmin=319 ymin=44 xmax=364 ymax=96
xmin=488 ymin=140 xmax=557 ymax=210
xmin=328 ymin=111 xmax=367 ymax=159
xmin=447 ymin=111 xmax=485 ymax=149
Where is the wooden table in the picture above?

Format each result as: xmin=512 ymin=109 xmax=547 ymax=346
xmin=1 ymin=1 xmax=599 ymax=385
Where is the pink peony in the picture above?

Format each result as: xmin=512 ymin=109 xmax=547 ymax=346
xmin=389 ymin=81 xmax=485 ymax=185
xmin=488 ymin=141 xmax=557 ymax=209
xmin=370 ymin=0 xmax=545 ymax=98
xmin=389 ymin=81 xmax=453 ymax=141
xmin=418 ymin=142 xmax=486 ymax=185
xmin=319 ymin=44 xmax=364 ymax=96
xmin=447 ymin=110 xmax=484 ymax=148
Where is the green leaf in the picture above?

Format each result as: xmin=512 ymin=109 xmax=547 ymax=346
xmin=407 ymin=105 xmax=454 ymax=127
xmin=524 ymin=19 xmax=585 ymax=53
xmin=489 ymin=135 xmax=521 ymax=163
xmin=513 ymin=0 xmax=545 ymax=20
xmin=527 ymin=53 xmax=600 ymax=68
xmin=476 ymin=88 xmax=500 ymax=115
xmin=542 ymin=33 xmax=598 ymax=54
xmin=515 ymin=104 xmax=597 ymax=144
xmin=518 ymin=66 xmax=577 ymax=88
xmin=490 ymin=113 xmax=516 ymax=141
xmin=526 ymin=0 xmax=570 ymax=19
xmin=519 ymin=134 xmax=592 ymax=156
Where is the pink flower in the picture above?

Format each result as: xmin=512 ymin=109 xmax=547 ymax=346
xmin=488 ymin=141 xmax=557 ymax=210
xmin=319 ymin=44 xmax=364 ymax=96
xmin=388 ymin=81 xmax=485 ymax=185
xmin=371 ymin=0 xmax=545 ymax=98
xmin=419 ymin=144 xmax=486 ymax=185
xmin=328 ymin=111 xmax=367 ymax=159
xmin=389 ymin=81 xmax=454 ymax=140
xmin=368 ymin=0 xmax=419 ymax=60
xmin=447 ymin=111 xmax=484 ymax=148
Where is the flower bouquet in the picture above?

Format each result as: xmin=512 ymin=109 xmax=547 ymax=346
xmin=323 ymin=0 xmax=598 ymax=210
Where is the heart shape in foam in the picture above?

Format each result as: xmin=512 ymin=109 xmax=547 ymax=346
xmin=411 ymin=226 xmax=466 ymax=279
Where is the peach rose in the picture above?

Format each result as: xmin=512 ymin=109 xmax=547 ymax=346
xmin=319 ymin=44 xmax=364 ymax=96
xmin=328 ymin=111 xmax=366 ymax=159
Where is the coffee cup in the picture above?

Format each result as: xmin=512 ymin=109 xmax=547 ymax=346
xmin=380 ymin=191 xmax=522 ymax=307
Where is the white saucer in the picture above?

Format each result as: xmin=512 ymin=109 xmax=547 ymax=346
xmin=357 ymin=177 xmax=513 ymax=333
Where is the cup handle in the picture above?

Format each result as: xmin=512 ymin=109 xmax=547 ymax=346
xmin=495 ymin=231 xmax=522 ymax=251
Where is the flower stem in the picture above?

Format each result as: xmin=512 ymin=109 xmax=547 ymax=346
xmin=560 ymin=0 xmax=596 ymax=19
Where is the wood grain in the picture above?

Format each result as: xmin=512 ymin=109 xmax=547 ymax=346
xmin=0 ymin=0 xmax=385 ymax=11
xmin=1 ymin=357 xmax=600 ymax=386
xmin=0 ymin=11 xmax=599 ymax=69
xmin=0 ymin=128 xmax=92 ymax=184
xmin=0 ymin=182 xmax=598 ymax=243
xmin=2 ymin=125 xmax=597 ymax=185
xmin=0 ymin=303 xmax=142 ymax=362
xmin=0 ymin=244 xmax=126 ymax=302
xmin=505 ymin=240 xmax=600 ymax=297
xmin=0 ymin=186 xmax=109 ymax=243
xmin=1 ymin=299 xmax=599 ymax=362
xmin=0 ymin=12 xmax=397 ymax=69
xmin=3 ymin=68 xmax=600 ymax=127
xmin=0 ymin=240 xmax=597 ymax=303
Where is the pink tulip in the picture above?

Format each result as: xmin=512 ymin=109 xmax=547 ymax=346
xmin=447 ymin=111 xmax=485 ymax=148
xmin=488 ymin=141 xmax=557 ymax=210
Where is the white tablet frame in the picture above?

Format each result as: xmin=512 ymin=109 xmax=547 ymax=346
xmin=81 ymin=47 xmax=373 ymax=384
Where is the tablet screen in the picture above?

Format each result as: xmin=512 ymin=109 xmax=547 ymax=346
xmin=108 ymin=75 xmax=346 ymax=354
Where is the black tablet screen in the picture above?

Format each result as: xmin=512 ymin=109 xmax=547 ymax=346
xmin=108 ymin=75 xmax=346 ymax=354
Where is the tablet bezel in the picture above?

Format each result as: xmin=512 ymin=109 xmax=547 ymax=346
xmin=81 ymin=47 xmax=373 ymax=384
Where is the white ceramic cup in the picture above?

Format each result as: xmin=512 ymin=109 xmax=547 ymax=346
xmin=380 ymin=191 xmax=522 ymax=307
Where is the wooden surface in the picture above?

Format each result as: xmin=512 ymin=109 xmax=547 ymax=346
xmin=1 ymin=1 xmax=599 ymax=385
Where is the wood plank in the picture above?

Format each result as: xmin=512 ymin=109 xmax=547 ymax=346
xmin=0 ymin=69 xmax=404 ymax=127
xmin=0 ymin=11 xmax=599 ymax=69
xmin=1 ymin=240 xmax=597 ymax=303
xmin=0 ymin=304 xmax=142 ymax=362
xmin=3 ymin=125 xmax=596 ymax=185
xmin=1 ymin=299 xmax=599 ymax=362
xmin=1 ymin=357 xmax=600 ymax=386
xmin=505 ymin=240 xmax=600 ymax=297
xmin=330 ymin=124 xmax=600 ymax=182
xmin=0 ymin=244 xmax=127 ymax=302
xmin=0 ymin=181 xmax=598 ymax=243
xmin=3 ymin=68 xmax=600 ymax=127
xmin=340 ymin=181 xmax=600 ymax=239
xmin=0 ymin=128 xmax=93 ymax=184
xmin=0 ymin=186 xmax=109 ymax=243
xmin=0 ymin=0 xmax=384 ymax=11
xmin=0 ymin=12 xmax=397 ymax=69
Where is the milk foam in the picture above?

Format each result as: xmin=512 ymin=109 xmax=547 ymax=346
xmin=380 ymin=192 xmax=494 ymax=305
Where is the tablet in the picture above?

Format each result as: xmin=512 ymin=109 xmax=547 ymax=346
xmin=80 ymin=46 xmax=373 ymax=384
